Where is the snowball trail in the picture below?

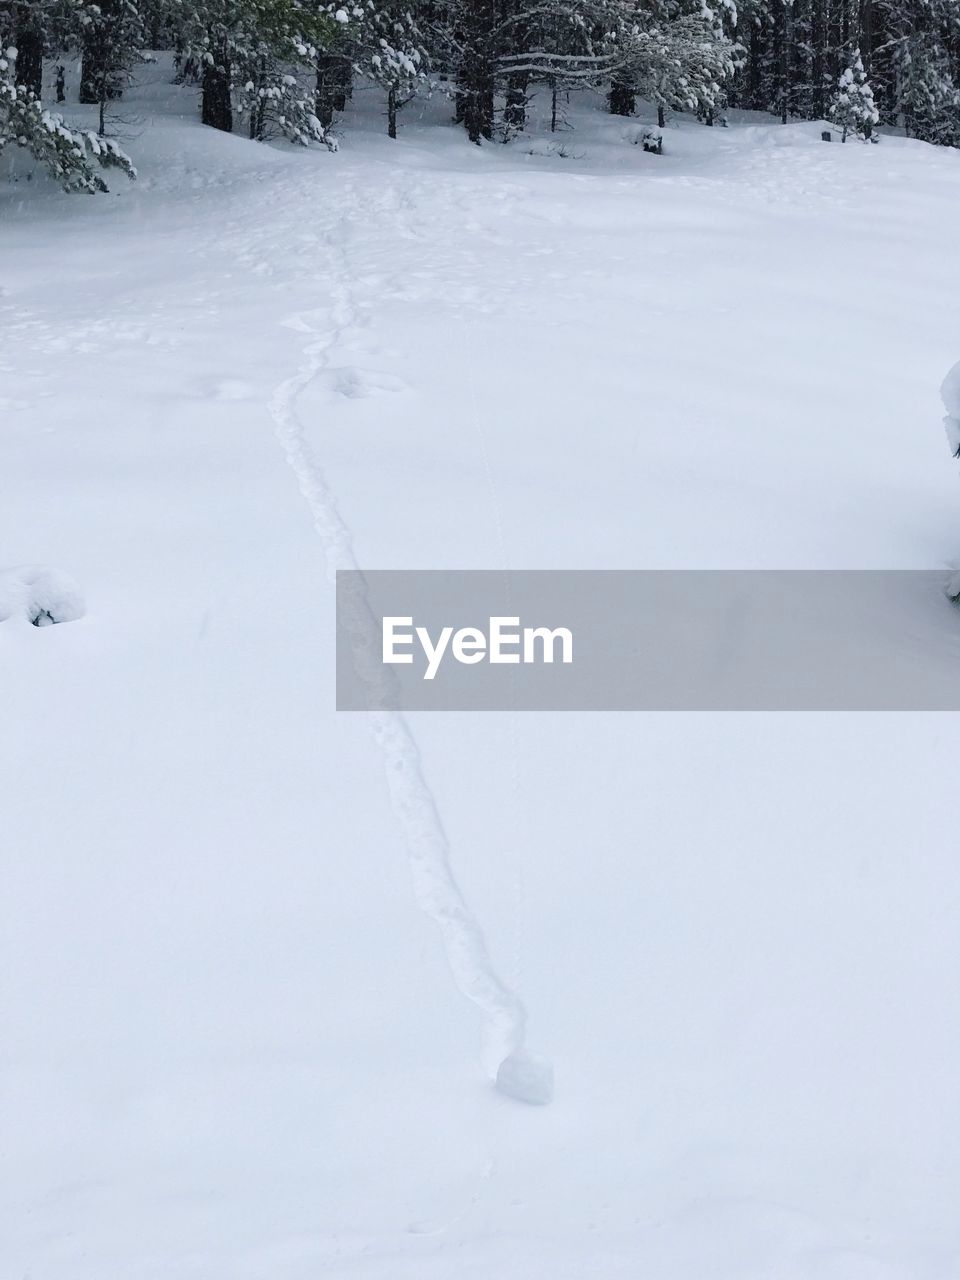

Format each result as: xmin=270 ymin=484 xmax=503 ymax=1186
xmin=265 ymin=212 xmax=548 ymax=1099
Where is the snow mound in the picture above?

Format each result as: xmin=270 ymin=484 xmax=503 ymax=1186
xmin=940 ymin=361 xmax=960 ymax=456
xmin=0 ymin=565 xmax=86 ymax=626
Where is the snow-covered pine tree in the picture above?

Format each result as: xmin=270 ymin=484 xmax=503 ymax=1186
xmin=307 ymin=1 xmax=426 ymax=137
xmin=0 ymin=43 xmax=135 ymax=188
xmin=881 ymin=8 xmax=960 ymax=144
xmin=168 ymin=0 xmax=342 ymax=141
xmin=613 ymin=0 xmax=740 ymax=125
xmin=828 ymin=46 xmax=878 ymax=138
xmin=434 ymin=0 xmax=636 ymax=142
xmin=75 ymin=0 xmax=147 ymax=133
xmin=362 ymin=2 xmax=427 ymax=138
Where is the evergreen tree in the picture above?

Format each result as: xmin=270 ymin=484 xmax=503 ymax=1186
xmin=308 ymin=0 xmax=426 ymax=136
xmin=168 ymin=0 xmax=343 ymax=139
xmin=828 ymin=45 xmax=878 ymax=136
xmin=76 ymin=0 xmax=147 ymax=134
xmin=614 ymin=0 xmax=741 ymax=123
xmin=0 ymin=43 xmax=135 ymax=188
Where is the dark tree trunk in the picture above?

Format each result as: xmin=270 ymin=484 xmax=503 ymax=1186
xmin=315 ymin=54 xmax=351 ymax=127
xmin=14 ymin=26 xmax=43 ymax=96
xmin=461 ymin=61 xmax=494 ymax=142
xmin=387 ymin=86 xmax=397 ymax=138
xmin=551 ymin=79 xmax=558 ymax=131
xmin=333 ymin=62 xmax=351 ymax=111
xmin=609 ymin=75 xmax=636 ymax=116
xmin=503 ymin=71 xmax=528 ymax=134
xmin=780 ymin=0 xmax=792 ymax=122
xmin=658 ymin=103 xmax=665 ymax=128
xmin=811 ymin=0 xmax=826 ymax=117
xmin=80 ymin=39 xmax=106 ymax=104
xmin=458 ymin=0 xmax=496 ymax=143
xmin=202 ymin=48 xmax=232 ymax=132
xmin=748 ymin=21 xmax=763 ymax=109
xmin=859 ymin=0 xmax=874 ymax=71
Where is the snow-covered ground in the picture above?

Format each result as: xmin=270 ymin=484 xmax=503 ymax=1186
xmin=3 ymin=61 xmax=960 ymax=1279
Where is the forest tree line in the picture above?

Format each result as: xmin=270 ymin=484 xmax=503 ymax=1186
xmin=1 ymin=0 xmax=958 ymax=191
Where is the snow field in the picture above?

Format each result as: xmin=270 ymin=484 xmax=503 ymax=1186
xmin=2 ymin=59 xmax=960 ymax=1280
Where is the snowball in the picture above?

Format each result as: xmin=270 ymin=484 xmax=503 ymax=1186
xmin=495 ymin=1050 xmax=554 ymax=1105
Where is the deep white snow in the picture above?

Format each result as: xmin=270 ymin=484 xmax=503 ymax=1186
xmin=3 ymin=60 xmax=960 ymax=1280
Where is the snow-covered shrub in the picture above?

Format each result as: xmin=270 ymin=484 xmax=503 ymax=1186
xmin=940 ymin=361 xmax=960 ymax=459
xmin=0 ymin=566 xmax=86 ymax=625
xmin=828 ymin=50 xmax=879 ymax=142
xmin=236 ymin=67 xmax=329 ymax=145
xmin=0 ymin=47 xmax=135 ymax=192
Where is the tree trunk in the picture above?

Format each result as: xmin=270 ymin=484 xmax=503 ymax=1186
xmin=80 ymin=38 xmax=106 ymax=104
xmin=14 ymin=26 xmax=43 ymax=97
xmin=315 ymin=54 xmax=351 ymax=128
xmin=387 ymin=86 xmax=397 ymax=138
xmin=333 ymin=61 xmax=351 ymax=111
xmin=811 ymin=0 xmax=826 ymax=117
xmin=609 ymin=75 xmax=636 ymax=116
xmin=458 ymin=0 xmax=496 ymax=143
xmin=503 ymin=71 xmax=528 ymax=134
xmin=780 ymin=0 xmax=793 ymax=122
xmin=658 ymin=103 xmax=665 ymax=128
xmin=859 ymin=0 xmax=874 ymax=71
xmin=461 ymin=59 xmax=494 ymax=142
xmin=202 ymin=48 xmax=232 ymax=133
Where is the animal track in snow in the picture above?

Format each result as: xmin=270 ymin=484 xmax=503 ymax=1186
xmin=0 ymin=566 xmax=85 ymax=627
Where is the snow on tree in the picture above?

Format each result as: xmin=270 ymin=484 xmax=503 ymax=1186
xmin=168 ymin=0 xmax=342 ymax=143
xmin=941 ymin=360 xmax=960 ymax=459
xmin=432 ymin=0 xmax=736 ymax=143
xmin=0 ymin=45 xmax=135 ymax=190
xmin=613 ymin=0 xmax=741 ymax=122
xmin=890 ymin=25 xmax=960 ymax=144
xmin=309 ymin=1 xmax=427 ymax=137
xmin=75 ymin=0 xmax=148 ymax=135
xmin=828 ymin=48 xmax=878 ymax=139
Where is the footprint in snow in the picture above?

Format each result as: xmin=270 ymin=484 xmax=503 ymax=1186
xmin=0 ymin=566 xmax=85 ymax=627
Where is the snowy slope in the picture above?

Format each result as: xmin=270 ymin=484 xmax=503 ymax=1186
xmin=2 ymin=61 xmax=960 ymax=1279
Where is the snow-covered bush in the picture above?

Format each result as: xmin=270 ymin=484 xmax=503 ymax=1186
xmin=236 ymin=67 xmax=329 ymax=145
xmin=828 ymin=50 xmax=879 ymax=142
xmin=940 ymin=361 xmax=960 ymax=459
xmin=0 ymin=47 xmax=135 ymax=191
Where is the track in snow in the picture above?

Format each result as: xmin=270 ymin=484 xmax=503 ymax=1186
xmin=265 ymin=181 xmax=552 ymax=1103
